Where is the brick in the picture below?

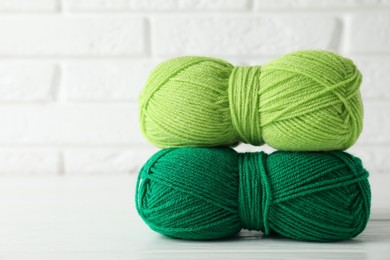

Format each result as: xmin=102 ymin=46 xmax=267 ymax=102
xmin=0 ymin=0 xmax=57 ymax=12
xmin=0 ymin=104 xmax=145 ymax=145
xmin=64 ymin=146 xmax=158 ymax=175
xmin=62 ymin=60 xmax=158 ymax=101
xmin=354 ymin=57 xmax=390 ymax=99
xmin=0 ymin=62 xmax=55 ymax=102
xmin=348 ymin=146 xmax=390 ymax=174
xmin=349 ymin=13 xmax=390 ymax=53
xmin=357 ymin=101 xmax=390 ymax=145
xmin=63 ymin=0 xmax=249 ymax=11
xmin=255 ymin=0 xmax=390 ymax=9
xmin=152 ymin=16 xmax=339 ymax=56
xmin=0 ymin=16 xmax=144 ymax=56
xmin=0 ymin=150 xmax=58 ymax=176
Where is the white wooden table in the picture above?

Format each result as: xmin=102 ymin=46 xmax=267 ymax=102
xmin=1 ymin=175 xmax=389 ymax=260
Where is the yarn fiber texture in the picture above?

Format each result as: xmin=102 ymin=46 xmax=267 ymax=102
xmin=139 ymin=50 xmax=363 ymax=151
xmin=136 ymin=148 xmax=371 ymax=241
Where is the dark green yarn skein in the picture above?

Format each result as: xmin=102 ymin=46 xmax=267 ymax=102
xmin=136 ymin=148 xmax=371 ymax=241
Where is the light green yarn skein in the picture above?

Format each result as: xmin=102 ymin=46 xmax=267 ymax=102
xmin=139 ymin=50 xmax=363 ymax=151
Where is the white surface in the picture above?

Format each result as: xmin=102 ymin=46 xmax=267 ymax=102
xmin=1 ymin=175 xmax=389 ymax=260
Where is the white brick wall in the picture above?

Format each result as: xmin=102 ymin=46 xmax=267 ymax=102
xmin=0 ymin=104 xmax=143 ymax=145
xmin=152 ymin=16 xmax=339 ymax=56
xmin=64 ymin=147 xmax=158 ymax=175
xmin=0 ymin=16 xmax=145 ymax=56
xmin=62 ymin=60 xmax=159 ymax=101
xmin=254 ymin=0 xmax=390 ymax=9
xmin=63 ymin=0 xmax=250 ymax=11
xmin=0 ymin=0 xmax=58 ymax=12
xmin=0 ymin=62 xmax=55 ymax=101
xmin=0 ymin=150 xmax=58 ymax=175
xmin=0 ymin=0 xmax=389 ymax=181
xmin=349 ymin=13 xmax=390 ymax=53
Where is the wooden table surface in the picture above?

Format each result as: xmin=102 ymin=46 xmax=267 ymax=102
xmin=1 ymin=175 xmax=389 ymax=260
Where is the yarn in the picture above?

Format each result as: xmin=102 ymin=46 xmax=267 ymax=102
xmin=139 ymin=50 xmax=363 ymax=151
xmin=136 ymin=148 xmax=371 ymax=241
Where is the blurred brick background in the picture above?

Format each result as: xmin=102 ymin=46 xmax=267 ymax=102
xmin=0 ymin=0 xmax=389 ymax=179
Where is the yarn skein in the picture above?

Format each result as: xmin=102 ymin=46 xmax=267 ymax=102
xmin=136 ymin=148 xmax=371 ymax=241
xmin=139 ymin=50 xmax=363 ymax=151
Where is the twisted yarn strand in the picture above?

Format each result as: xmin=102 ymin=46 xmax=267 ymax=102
xmin=238 ymin=152 xmax=271 ymax=235
xmin=229 ymin=66 xmax=263 ymax=145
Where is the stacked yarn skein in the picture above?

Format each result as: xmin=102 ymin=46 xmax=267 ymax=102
xmin=136 ymin=148 xmax=370 ymax=241
xmin=135 ymin=49 xmax=371 ymax=242
xmin=139 ymin=50 xmax=363 ymax=151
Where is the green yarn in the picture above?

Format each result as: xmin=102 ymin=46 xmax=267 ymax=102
xmin=136 ymin=148 xmax=371 ymax=241
xmin=139 ymin=50 xmax=363 ymax=151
